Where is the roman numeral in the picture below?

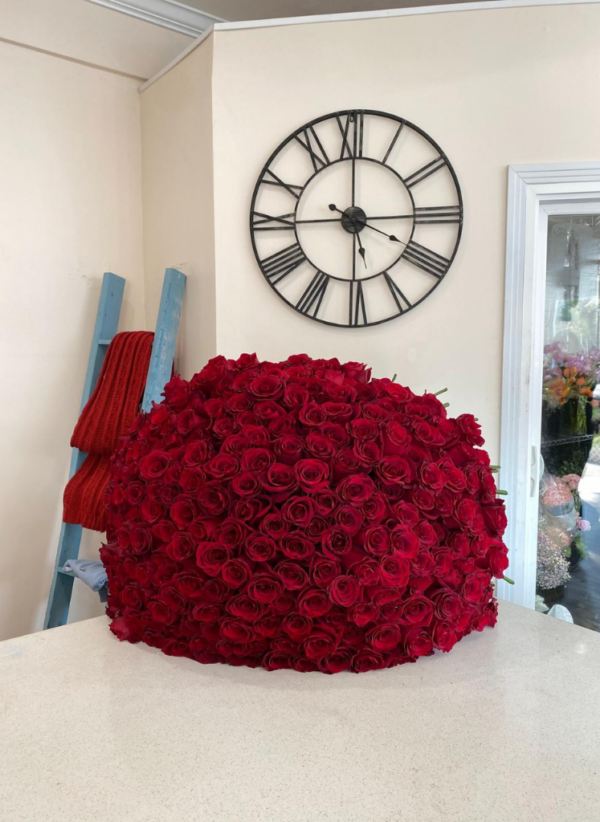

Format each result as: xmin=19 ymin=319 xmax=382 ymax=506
xmin=337 ymin=112 xmax=364 ymax=160
xmin=296 ymin=271 xmax=329 ymax=318
xmin=402 ymin=241 xmax=450 ymax=279
xmin=349 ymin=280 xmax=367 ymax=327
xmin=252 ymin=211 xmax=296 ymax=231
xmin=404 ymin=156 xmax=446 ymax=188
xmin=295 ymin=126 xmax=330 ymax=172
xmin=414 ymin=206 xmax=462 ymax=225
xmin=382 ymin=122 xmax=404 ymax=164
xmin=262 ymin=169 xmax=303 ymax=199
xmin=383 ymin=271 xmax=411 ymax=314
xmin=261 ymin=243 xmax=306 ymax=285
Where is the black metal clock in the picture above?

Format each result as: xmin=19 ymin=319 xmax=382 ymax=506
xmin=250 ymin=109 xmax=463 ymax=327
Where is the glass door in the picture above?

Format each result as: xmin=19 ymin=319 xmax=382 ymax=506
xmin=537 ymin=208 xmax=600 ymax=629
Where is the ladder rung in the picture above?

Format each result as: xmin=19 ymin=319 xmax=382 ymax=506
xmin=98 ymin=339 xmax=112 ymax=346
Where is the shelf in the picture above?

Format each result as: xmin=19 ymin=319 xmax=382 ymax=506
xmin=541 ymin=433 xmax=594 ymax=448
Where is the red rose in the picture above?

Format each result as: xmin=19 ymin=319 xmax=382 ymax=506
xmin=282 ymin=496 xmax=314 ymax=527
xmin=312 ymin=490 xmax=339 ymax=516
xmin=462 ymin=572 xmax=489 ymax=604
xmin=329 ymin=575 xmax=361 ymax=607
xmin=248 ymin=374 xmax=284 ymax=399
xmin=382 ymin=420 xmax=411 ymax=455
xmin=299 ymin=403 xmax=327 ymax=426
xmin=281 ymin=532 xmax=315 ymax=561
xmin=305 ymin=431 xmax=335 ymax=460
xmin=311 ymin=558 xmax=341 ymax=588
xmin=254 ymin=615 xmax=283 ymax=638
xmin=319 ymin=650 xmax=352 ymax=674
xmin=274 ymin=434 xmax=304 ymax=464
xmin=488 ymin=545 xmax=509 ymax=577
xmin=321 ymin=527 xmax=352 ymax=559
xmin=350 ymin=558 xmax=380 ymax=586
xmin=367 ymin=623 xmax=401 ymax=652
xmin=298 ymin=588 xmax=332 ymax=618
xmin=392 ymin=501 xmax=420 ymax=527
xmin=432 ymin=619 xmax=458 ymax=652
xmin=404 ymin=627 xmax=434 ymax=657
xmin=348 ymin=418 xmax=380 ymax=441
xmin=294 ymin=459 xmax=330 ymax=493
xmin=342 ymin=361 xmax=370 ymax=382
xmin=139 ymin=450 xmax=171 ymax=480
xmin=260 ymin=463 xmax=299 ymax=501
xmin=196 ymin=544 xmax=228 ymax=576
xmin=353 ymin=440 xmax=381 ymax=468
xmin=192 ymin=602 xmax=222 ymax=622
xmin=247 ymin=574 xmax=282 ymax=603
xmin=206 ymin=454 xmax=239 ymax=480
xmin=173 ymin=572 xmax=205 ymax=599
xmin=482 ymin=501 xmax=508 ymax=535
xmin=306 ymin=516 xmax=328 ymax=541
xmin=231 ymin=471 xmax=262 ymax=497
xmin=198 ymin=482 xmax=229 ymax=515
xmin=182 ymin=441 xmax=214 ymax=469
xmin=260 ymin=512 xmax=288 ymax=540
xmin=336 ymin=473 xmax=375 ymax=505
xmin=376 ymin=456 xmax=414 ymax=487
xmin=390 ymin=527 xmax=419 ymax=559
xmin=335 ymin=504 xmax=364 ymax=535
xmin=130 ymin=525 xmax=152 ymax=555
xmin=240 ymin=448 xmax=274 ymax=472
xmin=400 ymin=595 xmax=434 ymax=627
xmin=304 ymin=630 xmax=338 ymax=661
xmin=283 ymin=613 xmax=313 ymax=642
xmin=227 ymin=594 xmax=265 ymax=622
xmin=352 ymin=650 xmax=385 ymax=672
xmin=148 ymin=599 xmax=177 ymax=624
xmin=456 ymin=414 xmax=484 ymax=446
xmin=217 ymin=518 xmax=247 ymax=550
xmin=221 ymin=559 xmax=250 ymax=588
xmin=362 ymin=525 xmax=391 ymax=557
xmin=379 ymin=556 xmax=410 ymax=588
xmin=350 ymin=601 xmax=380 ymax=626
xmin=332 ymin=448 xmax=362 ymax=479
xmin=245 ymin=533 xmax=278 ymax=562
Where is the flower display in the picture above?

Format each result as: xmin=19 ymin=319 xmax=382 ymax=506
xmin=543 ymin=343 xmax=600 ymax=408
xmin=101 ymin=354 xmax=508 ymax=674
xmin=541 ymin=483 xmax=574 ymax=508
xmin=537 ymin=530 xmax=571 ymax=590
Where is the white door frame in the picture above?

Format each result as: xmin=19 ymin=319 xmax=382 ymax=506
xmin=497 ymin=162 xmax=600 ymax=608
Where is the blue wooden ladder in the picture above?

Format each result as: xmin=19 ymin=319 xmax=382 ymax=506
xmin=44 ymin=268 xmax=186 ymax=630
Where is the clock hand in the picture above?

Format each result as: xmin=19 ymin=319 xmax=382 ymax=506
xmin=356 ymin=232 xmax=367 ymax=268
xmin=329 ymin=204 xmax=405 ymax=244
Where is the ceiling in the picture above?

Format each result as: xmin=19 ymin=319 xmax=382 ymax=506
xmin=183 ymin=0 xmax=484 ymax=23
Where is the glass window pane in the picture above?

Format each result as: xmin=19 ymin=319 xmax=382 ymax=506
xmin=538 ymin=214 xmax=600 ymax=629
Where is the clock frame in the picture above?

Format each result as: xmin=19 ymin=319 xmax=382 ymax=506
xmin=249 ymin=109 xmax=463 ymax=328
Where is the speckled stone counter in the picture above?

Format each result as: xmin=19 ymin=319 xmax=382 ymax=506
xmin=1 ymin=602 xmax=599 ymax=821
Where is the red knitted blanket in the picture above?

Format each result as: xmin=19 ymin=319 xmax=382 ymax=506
xmin=63 ymin=331 xmax=154 ymax=532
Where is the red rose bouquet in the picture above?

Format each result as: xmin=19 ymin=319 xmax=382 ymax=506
xmin=101 ymin=354 xmax=508 ymax=673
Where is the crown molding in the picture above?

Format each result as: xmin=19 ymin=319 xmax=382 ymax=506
xmin=87 ymin=0 xmax=225 ymax=37
xmin=140 ymin=0 xmax=600 ymax=91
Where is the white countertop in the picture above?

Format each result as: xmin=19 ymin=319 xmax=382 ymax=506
xmin=1 ymin=602 xmax=599 ymax=821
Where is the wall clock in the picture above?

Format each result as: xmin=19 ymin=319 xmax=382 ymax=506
xmin=249 ymin=109 xmax=463 ymax=327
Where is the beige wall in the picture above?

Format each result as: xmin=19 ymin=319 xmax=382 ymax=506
xmin=0 ymin=0 xmax=191 ymax=80
xmin=0 ymin=40 xmax=147 ymax=640
xmin=141 ymin=35 xmax=217 ymax=378
xmin=203 ymin=2 xmax=600 ymax=463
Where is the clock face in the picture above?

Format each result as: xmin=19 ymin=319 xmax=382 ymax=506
xmin=250 ymin=109 xmax=463 ymax=327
